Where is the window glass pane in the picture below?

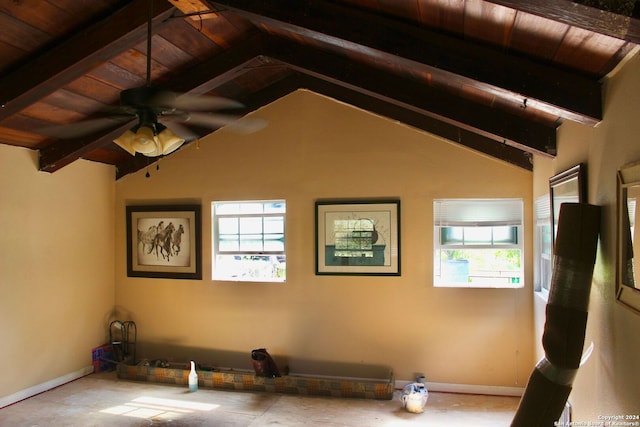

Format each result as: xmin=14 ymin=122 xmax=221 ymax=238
xmin=215 ymin=203 xmax=240 ymax=215
xmin=218 ymin=235 xmax=239 ymax=252
xmin=264 ymin=216 xmax=284 ymax=233
xmin=441 ymin=227 xmax=463 ymax=244
xmin=215 ymin=255 xmax=286 ymax=281
xmin=441 ymin=225 xmax=517 ymax=246
xmin=541 ymin=225 xmax=552 ymax=255
xmin=239 ymin=234 xmax=264 ymax=251
xmin=213 ymin=200 xmax=286 ymax=282
xmin=493 ymin=226 xmax=517 ymax=244
xmin=264 ymin=234 xmax=285 ymax=251
xmin=218 ymin=217 xmax=238 ymax=234
xmin=464 ymin=227 xmax=492 ymax=244
xmin=264 ymin=201 xmax=286 ymax=213
xmin=535 ymin=195 xmax=552 ymax=293
xmin=240 ymin=217 xmax=263 ymax=234
xmin=239 ymin=203 xmax=264 ymax=214
xmin=437 ymin=248 xmax=522 ymax=286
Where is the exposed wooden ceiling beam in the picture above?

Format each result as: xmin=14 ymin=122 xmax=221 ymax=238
xmin=212 ymin=0 xmax=602 ymax=125
xmin=264 ymin=38 xmax=556 ymax=156
xmin=116 ymin=69 xmax=533 ymax=178
xmin=35 ymin=16 xmax=552 ymax=176
xmin=485 ymin=0 xmax=640 ymax=43
xmin=161 ymin=34 xmax=266 ymax=95
xmin=0 ymin=0 xmax=175 ymax=122
xmin=42 ymin=28 xmax=548 ymax=176
xmin=39 ymin=120 xmax=135 ymax=173
xmin=296 ymin=74 xmax=533 ymax=170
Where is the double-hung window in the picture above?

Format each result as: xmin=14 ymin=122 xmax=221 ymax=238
xmin=212 ymin=200 xmax=286 ymax=282
xmin=433 ymin=198 xmax=524 ymax=288
xmin=534 ymin=195 xmax=552 ymax=294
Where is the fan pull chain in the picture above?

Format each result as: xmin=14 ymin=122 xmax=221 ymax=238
xmin=145 ymin=161 xmax=160 ymax=179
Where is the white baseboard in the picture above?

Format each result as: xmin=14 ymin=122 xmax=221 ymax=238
xmin=395 ymin=379 xmax=524 ymax=397
xmin=0 ymin=368 xmax=524 ymax=408
xmin=0 ymin=365 xmax=94 ymax=409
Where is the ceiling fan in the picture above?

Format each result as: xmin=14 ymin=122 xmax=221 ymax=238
xmin=42 ymin=0 xmax=263 ymax=157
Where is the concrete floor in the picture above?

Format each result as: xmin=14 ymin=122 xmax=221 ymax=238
xmin=0 ymin=372 xmax=520 ymax=426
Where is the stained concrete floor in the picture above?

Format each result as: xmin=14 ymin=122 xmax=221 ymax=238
xmin=0 ymin=372 xmax=520 ymax=426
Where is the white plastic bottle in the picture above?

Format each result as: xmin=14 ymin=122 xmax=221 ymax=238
xmin=188 ymin=360 xmax=198 ymax=392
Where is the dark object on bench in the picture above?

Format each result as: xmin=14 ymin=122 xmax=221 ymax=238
xmin=251 ymin=348 xmax=281 ymax=378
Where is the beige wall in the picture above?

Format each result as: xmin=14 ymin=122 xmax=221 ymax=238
xmin=115 ymin=90 xmax=534 ymax=387
xmin=0 ymin=146 xmax=115 ymax=400
xmin=532 ymin=49 xmax=640 ymax=418
xmin=3 ymin=45 xmax=638 ymax=416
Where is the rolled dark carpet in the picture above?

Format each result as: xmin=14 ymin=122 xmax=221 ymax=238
xmin=511 ymin=203 xmax=600 ymax=427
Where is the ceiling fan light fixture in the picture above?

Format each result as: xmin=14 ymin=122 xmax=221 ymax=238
xmin=113 ymin=129 xmax=137 ymax=155
xmin=156 ymin=126 xmax=185 ymax=155
xmin=113 ymin=123 xmax=186 ymax=157
xmin=62 ymin=0 xmax=260 ymax=166
xmin=131 ymin=125 xmax=158 ymax=155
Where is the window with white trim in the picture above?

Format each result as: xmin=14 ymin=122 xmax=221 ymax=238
xmin=433 ymin=198 xmax=524 ymax=288
xmin=534 ymin=195 xmax=552 ymax=294
xmin=212 ymin=200 xmax=286 ymax=282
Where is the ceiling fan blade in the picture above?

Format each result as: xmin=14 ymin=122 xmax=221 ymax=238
xmin=151 ymin=91 xmax=244 ymax=111
xmin=156 ymin=119 xmax=199 ymax=141
xmin=169 ymin=112 xmax=267 ymax=133
xmin=37 ymin=115 xmax=134 ymax=139
xmin=225 ymin=116 xmax=268 ymax=134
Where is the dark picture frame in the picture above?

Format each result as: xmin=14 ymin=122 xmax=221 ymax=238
xmin=549 ymin=163 xmax=586 ymax=252
xmin=126 ymin=204 xmax=202 ymax=279
xmin=315 ymin=199 xmax=400 ymax=276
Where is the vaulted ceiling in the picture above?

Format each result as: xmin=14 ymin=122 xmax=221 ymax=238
xmin=1 ymin=0 xmax=638 ymax=179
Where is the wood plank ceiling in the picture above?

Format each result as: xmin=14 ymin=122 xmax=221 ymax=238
xmin=0 ymin=0 xmax=637 ymax=179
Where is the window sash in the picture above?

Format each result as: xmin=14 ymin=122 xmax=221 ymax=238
xmin=534 ymin=195 xmax=552 ymax=293
xmin=212 ymin=200 xmax=286 ymax=283
xmin=440 ymin=225 xmax=519 ymax=246
xmin=215 ymin=201 xmax=285 ymax=215
xmin=216 ymin=213 xmax=285 ymax=255
xmin=433 ymin=198 xmax=524 ymax=288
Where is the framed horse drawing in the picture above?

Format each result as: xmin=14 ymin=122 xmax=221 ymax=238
xmin=126 ymin=204 xmax=202 ymax=279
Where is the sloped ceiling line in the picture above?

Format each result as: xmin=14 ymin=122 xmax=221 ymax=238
xmin=116 ymin=70 xmax=534 ymax=178
xmin=211 ymin=0 xmax=603 ymax=125
xmin=262 ymin=38 xmax=556 ymax=156
xmin=293 ymin=73 xmax=535 ymax=171
xmin=0 ymin=0 xmax=175 ymax=122
xmin=16 ymin=1 xmax=611 ymax=177
xmin=40 ymin=29 xmax=552 ymax=177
